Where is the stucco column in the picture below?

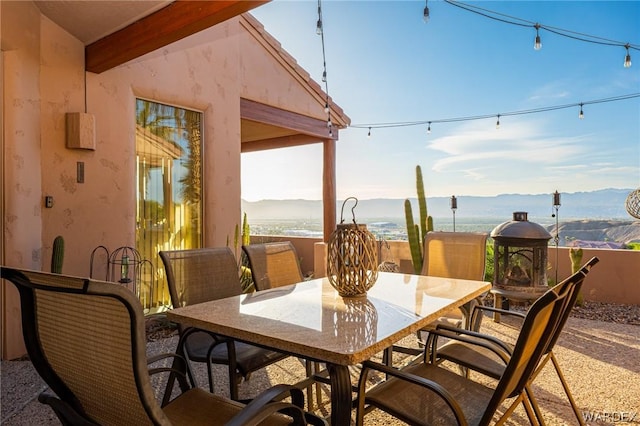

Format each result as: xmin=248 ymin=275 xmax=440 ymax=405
xmin=323 ymin=138 xmax=336 ymax=242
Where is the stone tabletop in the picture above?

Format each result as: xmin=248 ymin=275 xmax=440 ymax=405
xmin=167 ymin=272 xmax=491 ymax=365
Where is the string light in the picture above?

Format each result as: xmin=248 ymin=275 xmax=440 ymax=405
xmin=367 ymin=127 xmax=371 ymax=138
xmin=624 ymin=44 xmax=632 ymax=68
xmin=350 ymin=93 xmax=640 ymax=132
xmin=423 ymin=0 xmax=430 ymax=23
xmin=534 ymin=23 xmax=542 ymax=50
xmin=496 ymin=114 xmax=500 ymax=129
xmin=578 ymin=103 xmax=584 ymax=119
xmin=427 ymin=122 xmax=432 ymax=134
xmin=317 ymin=0 xmax=332 ymax=137
xmin=442 ymin=0 xmax=639 ymax=69
xmin=316 ymin=3 xmax=323 ymax=35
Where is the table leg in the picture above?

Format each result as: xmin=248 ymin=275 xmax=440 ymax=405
xmin=327 ymin=363 xmax=352 ymax=425
xmin=493 ymin=294 xmax=502 ymax=323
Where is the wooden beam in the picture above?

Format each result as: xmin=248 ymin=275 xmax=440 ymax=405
xmin=323 ymin=138 xmax=336 ymax=242
xmin=86 ymin=0 xmax=269 ymax=73
xmin=241 ymin=134 xmax=320 ymax=153
xmin=241 ymin=98 xmax=336 ymax=140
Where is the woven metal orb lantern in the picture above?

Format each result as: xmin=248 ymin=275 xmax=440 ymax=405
xmin=327 ymin=197 xmax=379 ymax=298
xmin=625 ymin=188 xmax=640 ymax=219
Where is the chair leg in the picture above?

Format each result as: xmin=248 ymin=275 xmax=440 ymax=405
xmin=525 ymin=384 xmax=546 ymax=426
xmin=550 ymin=352 xmax=585 ymax=426
xmin=496 ymin=393 xmax=527 ymax=426
xmin=227 ymin=364 xmax=240 ymax=400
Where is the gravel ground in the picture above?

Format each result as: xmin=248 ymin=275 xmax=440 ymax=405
xmin=2 ymin=302 xmax=639 ymax=425
xmin=570 ymin=301 xmax=640 ymax=325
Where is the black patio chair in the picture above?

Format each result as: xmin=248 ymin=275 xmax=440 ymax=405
xmin=0 ymin=266 xmax=326 ymax=426
xmin=242 ymin=241 xmax=323 ymax=409
xmin=425 ymin=256 xmax=599 ymax=425
xmin=355 ymin=263 xmax=576 ymax=425
xmin=160 ymin=247 xmax=289 ymax=400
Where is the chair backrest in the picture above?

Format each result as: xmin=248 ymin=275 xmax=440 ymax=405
xmin=544 ymin=256 xmax=599 ymax=353
xmin=160 ymin=247 xmax=241 ymax=309
xmin=242 ymin=242 xmax=304 ymax=291
xmin=0 ymin=267 xmax=167 ymax=425
xmin=421 ymin=231 xmax=488 ymax=280
xmin=481 ymin=261 xmax=597 ymax=424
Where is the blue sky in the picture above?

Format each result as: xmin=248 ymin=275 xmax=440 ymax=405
xmin=242 ymin=0 xmax=640 ymax=201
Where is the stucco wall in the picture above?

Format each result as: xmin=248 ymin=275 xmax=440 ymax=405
xmin=378 ymin=241 xmax=640 ymax=305
xmin=1 ymin=4 xmax=335 ymax=359
xmin=239 ymin=19 xmax=326 ymax=118
xmin=2 ymin=1 xmax=45 ymax=359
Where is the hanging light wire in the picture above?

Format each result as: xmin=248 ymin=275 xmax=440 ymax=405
xmin=351 ymin=93 xmax=640 ymax=130
xmin=444 ymin=0 xmax=639 ymax=54
xmin=317 ymin=0 xmax=332 ymax=136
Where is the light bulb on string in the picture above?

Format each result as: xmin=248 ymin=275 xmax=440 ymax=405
xmin=624 ymin=44 xmax=632 ymax=68
xmin=534 ymin=24 xmax=542 ymax=50
xmin=324 ymin=102 xmax=329 ymax=114
xmin=578 ymin=103 xmax=584 ymax=119
xmin=316 ymin=3 xmax=323 ymax=36
xmin=427 ymin=122 xmax=431 ymax=134
xmin=367 ymin=127 xmax=371 ymax=138
xmin=322 ymin=70 xmax=327 ymax=82
xmin=423 ymin=0 xmax=430 ymax=23
xmin=496 ymin=114 xmax=501 ymax=129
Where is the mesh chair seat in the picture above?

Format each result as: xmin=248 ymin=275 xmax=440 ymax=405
xmin=163 ymin=387 xmax=293 ymax=425
xmin=184 ymin=331 xmax=289 ymax=375
xmin=365 ymin=363 xmax=493 ymax=425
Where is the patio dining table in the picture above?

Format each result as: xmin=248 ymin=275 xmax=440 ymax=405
xmin=166 ymin=271 xmax=491 ymax=425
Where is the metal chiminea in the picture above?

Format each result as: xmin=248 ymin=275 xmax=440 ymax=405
xmin=491 ymin=212 xmax=552 ymax=299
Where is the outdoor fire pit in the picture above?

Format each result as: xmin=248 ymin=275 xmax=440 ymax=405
xmin=490 ymin=211 xmax=552 ymax=322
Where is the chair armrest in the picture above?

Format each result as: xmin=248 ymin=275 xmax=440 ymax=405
xmin=38 ymin=393 xmax=99 ymax=425
xmin=226 ymin=384 xmax=327 ymax=426
xmin=148 ymin=352 xmax=192 ymax=404
xmin=471 ymin=304 xmax=525 ymax=323
xmin=428 ymin=326 xmax=513 ymax=363
xmin=147 ymin=352 xmax=189 ymax=379
xmin=358 ymin=360 xmax=466 ymax=424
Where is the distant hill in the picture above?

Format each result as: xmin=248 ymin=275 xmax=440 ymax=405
xmin=242 ymin=188 xmax=636 ymax=222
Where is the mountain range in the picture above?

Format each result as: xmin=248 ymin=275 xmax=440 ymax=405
xmin=242 ymin=188 xmax=636 ymax=222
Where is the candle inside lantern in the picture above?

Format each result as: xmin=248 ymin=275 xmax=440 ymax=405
xmin=120 ymin=254 xmax=130 ymax=283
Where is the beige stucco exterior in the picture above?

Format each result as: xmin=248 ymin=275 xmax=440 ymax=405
xmin=1 ymin=2 xmax=346 ymax=359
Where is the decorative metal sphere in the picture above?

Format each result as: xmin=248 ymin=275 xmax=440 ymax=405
xmin=625 ymin=189 xmax=640 ymax=219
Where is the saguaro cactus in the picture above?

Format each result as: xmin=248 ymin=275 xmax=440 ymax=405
xmin=569 ymin=247 xmax=584 ymax=305
xmin=51 ymin=235 xmax=65 ymax=274
xmin=404 ymin=165 xmax=433 ymax=274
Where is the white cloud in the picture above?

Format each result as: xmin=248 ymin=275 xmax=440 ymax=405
xmin=428 ymin=119 xmax=588 ymax=175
